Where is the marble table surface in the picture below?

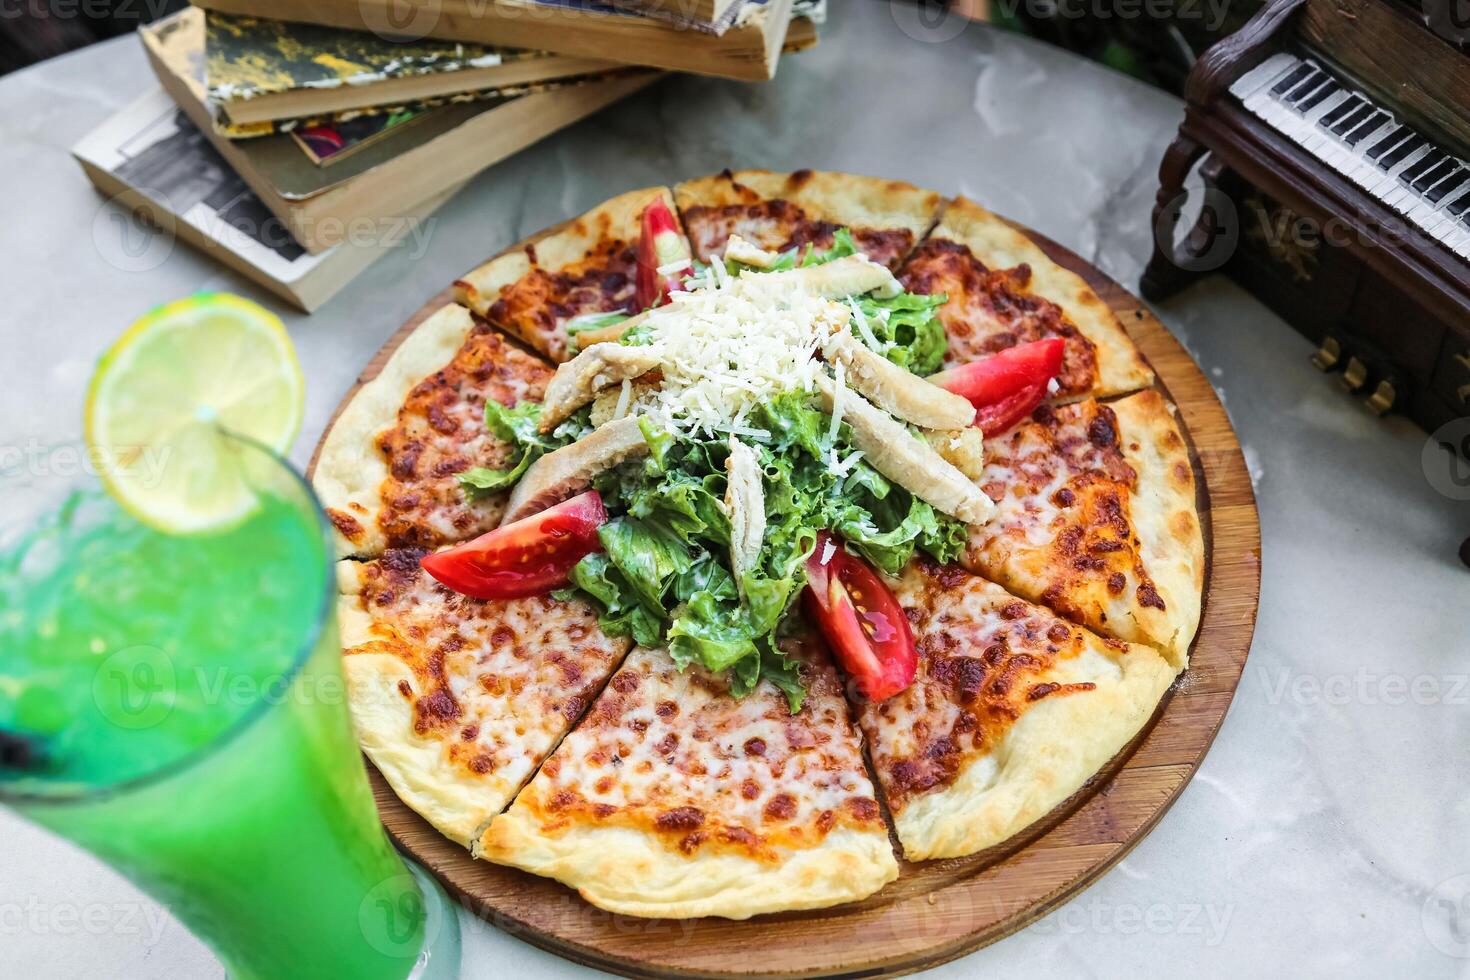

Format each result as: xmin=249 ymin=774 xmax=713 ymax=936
xmin=2 ymin=2 xmax=1467 ymax=977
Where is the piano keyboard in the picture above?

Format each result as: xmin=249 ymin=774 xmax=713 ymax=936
xmin=1229 ymin=52 xmax=1470 ymax=259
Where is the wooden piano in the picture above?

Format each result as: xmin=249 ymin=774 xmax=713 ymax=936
xmin=1141 ymin=0 xmax=1470 ymax=476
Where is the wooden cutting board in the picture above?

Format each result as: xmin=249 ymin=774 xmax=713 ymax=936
xmin=312 ymin=223 xmax=1260 ymax=979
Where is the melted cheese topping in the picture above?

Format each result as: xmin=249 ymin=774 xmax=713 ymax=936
xmin=625 ymin=266 xmax=853 ymax=441
xmin=510 ymin=642 xmax=888 ymax=861
xmin=899 ymin=238 xmax=1100 ymax=398
xmin=349 ymin=327 xmax=550 ymax=551
xmin=968 ymin=400 xmax=1168 ymax=627
xmin=858 ymin=560 xmax=1121 ymax=811
xmin=345 ymin=551 xmax=630 ymax=804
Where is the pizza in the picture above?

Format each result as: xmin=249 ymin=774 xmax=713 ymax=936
xmin=338 ymin=549 xmax=631 ymax=846
xmin=454 ymin=186 xmax=684 ymax=362
xmin=856 ymin=560 xmax=1176 ymax=860
xmin=675 ymin=168 xmax=942 ymax=270
xmin=965 ymin=390 xmax=1203 ymax=666
xmin=313 ymin=171 xmax=1211 ymax=921
xmin=899 ymin=197 xmax=1154 ymax=400
xmin=478 ymin=641 xmax=898 ymax=918
xmin=316 ymin=305 xmax=553 ymax=558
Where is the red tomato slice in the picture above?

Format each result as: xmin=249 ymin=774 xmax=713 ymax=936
xmin=634 ymin=197 xmax=691 ymax=310
xmin=804 ymin=533 xmax=917 ymax=701
xmin=928 ymin=338 xmax=1065 ymax=435
xmin=420 ymin=491 xmax=607 ymax=600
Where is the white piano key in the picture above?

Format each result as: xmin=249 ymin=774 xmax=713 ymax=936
xmin=1231 ymin=53 xmax=1301 ymax=100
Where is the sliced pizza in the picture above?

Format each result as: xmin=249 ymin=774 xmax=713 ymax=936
xmin=477 ymin=642 xmax=899 ymax=919
xmin=338 ymin=550 xmax=632 ymax=847
xmin=900 ymin=197 xmax=1153 ymax=400
xmin=967 ymin=389 xmax=1203 ymax=666
xmin=856 ymin=559 xmax=1178 ymax=861
xmin=454 ymin=186 xmax=682 ymax=362
xmin=674 ymin=168 xmax=942 ymax=270
xmin=315 ymin=304 xmax=553 ymax=558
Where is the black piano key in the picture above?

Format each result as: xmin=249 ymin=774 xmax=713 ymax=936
xmin=1380 ymin=134 xmax=1428 ymax=170
xmin=1296 ymin=80 xmax=1340 ymax=113
xmin=1400 ymin=150 xmax=1447 ymax=187
xmin=1366 ymin=125 xmax=1413 ymax=163
xmin=1330 ymin=103 xmax=1375 ymax=137
xmin=1270 ymin=63 xmax=1315 ymax=97
xmin=1442 ymin=188 xmax=1470 ymax=218
xmin=1411 ymin=159 xmax=1459 ymax=194
xmin=1319 ymin=95 xmax=1366 ymax=129
xmin=1344 ymin=112 xmax=1390 ymax=147
xmin=1426 ymin=171 xmax=1469 ymax=206
xmin=1283 ymin=72 xmax=1328 ymax=105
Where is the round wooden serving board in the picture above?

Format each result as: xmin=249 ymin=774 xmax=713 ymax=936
xmin=314 ymin=223 xmax=1261 ymax=979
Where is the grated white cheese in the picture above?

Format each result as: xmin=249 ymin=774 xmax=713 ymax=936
xmin=624 ymin=266 xmax=850 ymax=443
xmin=612 ymin=378 xmax=633 ymax=420
xmin=820 ymin=539 xmax=836 ymax=565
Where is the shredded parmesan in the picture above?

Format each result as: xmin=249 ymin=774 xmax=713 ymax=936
xmin=623 ymin=266 xmax=850 ymax=444
xmin=612 ymin=378 xmax=633 ymax=420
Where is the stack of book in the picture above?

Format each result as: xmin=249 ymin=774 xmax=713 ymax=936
xmin=72 ymin=1 xmax=824 ymax=311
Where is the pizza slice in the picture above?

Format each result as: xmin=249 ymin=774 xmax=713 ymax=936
xmin=674 ymin=168 xmax=943 ymax=270
xmin=899 ymin=197 xmax=1153 ymax=400
xmin=855 ymin=559 xmax=1178 ymax=861
xmin=967 ymin=389 xmax=1203 ymax=666
xmin=338 ymin=551 xmax=632 ymax=847
xmin=315 ymin=303 xmax=553 ymax=558
xmin=477 ymin=642 xmax=899 ymax=919
xmin=454 ymin=186 xmax=683 ymax=362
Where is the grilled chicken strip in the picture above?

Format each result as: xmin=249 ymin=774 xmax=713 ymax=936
xmin=571 ymin=309 xmax=648 ymax=350
xmin=538 ymin=342 xmax=662 ymax=433
xmin=503 ymin=416 xmax=650 ymax=524
xmin=813 ymin=373 xmax=995 ymax=526
xmin=823 ymin=330 xmax=975 ymax=431
xmin=723 ymin=234 xmax=782 ymax=269
xmin=769 ymin=254 xmax=902 ymax=300
xmin=723 ymin=436 xmax=766 ymax=589
xmin=926 ymin=426 xmax=987 ymax=482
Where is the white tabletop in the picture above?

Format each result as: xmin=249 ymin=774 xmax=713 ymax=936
xmin=2 ymin=3 xmax=1467 ymax=977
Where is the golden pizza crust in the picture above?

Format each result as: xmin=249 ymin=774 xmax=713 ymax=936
xmin=338 ymin=559 xmax=632 ymax=849
xmin=893 ymin=638 xmax=1176 ymax=860
xmin=314 ymin=304 xmax=478 ymax=558
xmin=674 ymin=169 xmax=943 ymax=265
xmin=453 ymin=185 xmax=678 ymax=361
xmin=930 ymin=197 xmax=1154 ymax=398
xmin=859 ymin=564 xmax=1179 ymax=861
xmin=1110 ymin=389 xmax=1204 ymax=666
xmin=479 ymin=819 xmax=896 ymax=920
xmin=477 ymin=646 xmax=898 ymax=919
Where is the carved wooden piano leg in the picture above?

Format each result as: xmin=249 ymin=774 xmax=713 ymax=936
xmin=1141 ymin=130 xmax=1210 ymax=301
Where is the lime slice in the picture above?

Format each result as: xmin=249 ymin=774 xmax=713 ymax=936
xmin=84 ymin=293 xmax=305 ymax=534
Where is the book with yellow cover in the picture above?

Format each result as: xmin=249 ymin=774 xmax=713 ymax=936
xmin=205 ymin=10 xmax=623 ymax=128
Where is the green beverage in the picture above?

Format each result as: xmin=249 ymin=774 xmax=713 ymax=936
xmin=0 ymin=437 xmax=455 ymax=979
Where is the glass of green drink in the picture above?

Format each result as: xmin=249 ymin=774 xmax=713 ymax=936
xmin=0 ymin=433 xmax=461 ymax=980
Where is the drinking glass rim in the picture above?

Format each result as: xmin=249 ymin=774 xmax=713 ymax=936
xmin=0 ymin=430 xmax=338 ymax=808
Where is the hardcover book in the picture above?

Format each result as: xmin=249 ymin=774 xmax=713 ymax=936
xmin=204 ymin=10 xmax=623 ymax=128
xmin=72 ymin=89 xmax=458 ymax=312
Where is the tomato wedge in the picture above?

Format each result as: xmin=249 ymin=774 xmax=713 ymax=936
xmin=634 ymin=197 xmax=691 ymax=310
xmin=803 ymin=533 xmax=917 ymax=701
xmin=420 ymin=491 xmax=607 ymax=600
xmin=928 ymin=338 xmax=1065 ymax=436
